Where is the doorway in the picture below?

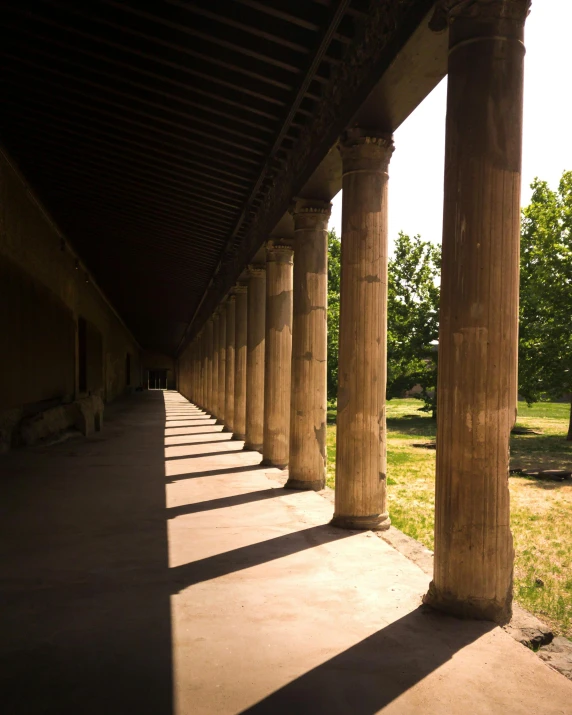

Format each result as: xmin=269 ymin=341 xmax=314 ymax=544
xmin=148 ymin=369 xmax=167 ymax=390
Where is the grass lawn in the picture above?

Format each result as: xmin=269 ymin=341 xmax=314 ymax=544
xmin=326 ymin=399 xmax=572 ymax=637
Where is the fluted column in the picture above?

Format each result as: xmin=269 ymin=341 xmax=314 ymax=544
xmin=189 ymin=342 xmax=195 ymax=402
xmin=196 ymin=331 xmax=203 ymax=407
xmin=197 ymin=332 xmax=204 ymax=409
xmin=205 ymin=318 xmax=214 ymax=415
xmin=201 ymin=331 xmax=207 ymax=409
xmin=191 ymin=341 xmax=196 ymax=402
xmin=218 ymin=304 xmax=227 ymax=426
xmin=225 ymin=295 xmax=236 ymax=432
xmin=332 ymin=130 xmax=393 ymax=531
xmin=423 ymin=0 xmax=530 ymax=625
xmin=263 ymin=242 xmax=294 ymax=469
xmin=286 ymin=201 xmax=331 ymax=490
xmin=245 ymin=265 xmax=266 ymax=451
xmin=212 ymin=311 xmax=220 ymax=419
xmin=233 ymin=283 xmax=248 ymax=440
xmin=191 ymin=337 xmax=199 ymax=404
xmin=184 ymin=344 xmax=191 ymax=401
xmin=196 ymin=339 xmax=201 ymax=406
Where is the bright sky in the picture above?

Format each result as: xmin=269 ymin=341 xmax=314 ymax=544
xmin=329 ymin=0 xmax=572 ymax=253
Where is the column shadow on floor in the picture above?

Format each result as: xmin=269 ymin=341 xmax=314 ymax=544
xmin=240 ymin=607 xmax=494 ymax=714
xmin=165 ymin=425 xmax=226 ymax=437
xmin=170 ymin=524 xmax=354 ymax=592
xmin=164 ymin=438 xmax=234 ymax=448
xmin=167 ymin=487 xmax=287 ymax=517
xmin=165 ymin=418 xmax=215 ymax=422
xmin=167 ymin=464 xmax=269 ymax=483
xmin=165 ymin=447 xmax=246 ymax=461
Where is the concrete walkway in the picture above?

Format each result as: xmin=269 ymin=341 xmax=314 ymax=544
xmin=1 ymin=391 xmax=571 ymax=714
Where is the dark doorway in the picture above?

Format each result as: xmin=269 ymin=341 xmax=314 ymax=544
xmin=148 ymin=369 xmax=167 ymax=390
xmin=78 ymin=316 xmax=87 ymax=394
xmin=125 ymin=353 xmax=131 ymax=387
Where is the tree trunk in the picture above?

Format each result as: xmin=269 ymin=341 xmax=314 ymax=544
xmin=567 ymin=395 xmax=572 ymax=441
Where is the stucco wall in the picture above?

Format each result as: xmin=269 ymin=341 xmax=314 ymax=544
xmin=0 ymin=150 xmax=141 ymax=448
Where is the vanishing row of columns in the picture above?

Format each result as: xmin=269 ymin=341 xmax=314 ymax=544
xmin=187 ymin=204 xmax=329 ymax=489
xmin=183 ymin=0 xmax=530 ymax=625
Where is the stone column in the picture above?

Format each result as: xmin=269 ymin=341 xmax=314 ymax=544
xmin=188 ymin=341 xmax=194 ymax=403
xmin=286 ymin=201 xmax=331 ymax=490
xmin=205 ymin=318 xmax=214 ymax=415
xmin=233 ymin=284 xmax=248 ymax=440
xmin=193 ymin=340 xmax=198 ymax=404
xmin=187 ymin=342 xmax=193 ymax=403
xmin=263 ymin=242 xmax=294 ymax=469
xmin=195 ymin=339 xmax=201 ymax=406
xmin=332 ymin=130 xmax=393 ymax=531
xmin=225 ymin=295 xmax=236 ymax=432
xmin=199 ymin=332 xmax=205 ymax=409
xmin=196 ymin=332 xmax=203 ymax=409
xmin=218 ymin=305 xmax=227 ymax=426
xmin=245 ymin=265 xmax=266 ymax=451
xmin=196 ymin=332 xmax=203 ymax=407
xmin=189 ymin=342 xmax=194 ymax=402
xmin=423 ymin=0 xmax=530 ymax=625
xmin=211 ymin=312 xmax=220 ymax=419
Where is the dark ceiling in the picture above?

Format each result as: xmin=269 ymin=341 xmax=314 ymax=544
xmin=0 ymin=0 xmax=369 ymax=355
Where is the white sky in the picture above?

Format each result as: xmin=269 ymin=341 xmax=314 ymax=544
xmin=329 ymin=0 xmax=572 ymax=253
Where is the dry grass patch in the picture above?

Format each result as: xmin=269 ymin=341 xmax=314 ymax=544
xmin=326 ymin=399 xmax=572 ymax=636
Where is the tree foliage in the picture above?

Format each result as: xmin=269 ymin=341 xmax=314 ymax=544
xmin=519 ymin=172 xmax=572 ymax=439
xmin=327 ymin=174 xmax=572 ymax=438
xmin=387 ymin=232 xmax=441 ymax=413
xmin=327 ymin=229 xmax=341 ymax=401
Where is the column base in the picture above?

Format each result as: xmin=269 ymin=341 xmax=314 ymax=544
xmin=284 ymin=477 xmax=325 ymax=491
xmin=331 ymin=513 xmax=390 ymax=531
xmin=261 ymin=458 xmax=289 ymax=470
xmin=422 ymin=580 xmax=512 ymax=625
xmin=244 ymin=442 xmax=263 ymax=453
xmin=232 ymin=433 xmax=246 ymax=441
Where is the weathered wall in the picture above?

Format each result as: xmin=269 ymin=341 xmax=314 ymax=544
xmin=0 ymin=150 xmax=141 ymax=450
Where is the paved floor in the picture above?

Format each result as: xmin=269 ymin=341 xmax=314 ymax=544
xmin=1 ymin=391 xmax=571 ymax=714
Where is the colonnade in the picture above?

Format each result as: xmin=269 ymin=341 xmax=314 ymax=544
xmin=187 ymin=200 xmax=329 ymax=488
xmin=182 ymin=0 xmax=530 ymax=624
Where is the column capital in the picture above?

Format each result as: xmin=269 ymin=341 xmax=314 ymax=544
xmin=233 ymin=282 xmax=248 ymax=294
xmin=246 ymin=263 xmax=266 ymax=278
xmin=429 ymin=0 xmax=531 ymax=32
xmin=266 ymin=240 xmax=294 ymax=264
xmin=292 ymin=199 xmax=332 ymax=232
xmin=226 ymin=293 xmax=236 ymax=304
xmin=339 ymin=128 xmax=394 ymax=175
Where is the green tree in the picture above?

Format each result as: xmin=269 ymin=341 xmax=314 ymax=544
xmin=387 ymin=232 xmax=441 ymax=414
xmin=519 ymin=172 xmax=572 ymax=440
xmin=327 ymin=229 xmax=341 ymax=400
